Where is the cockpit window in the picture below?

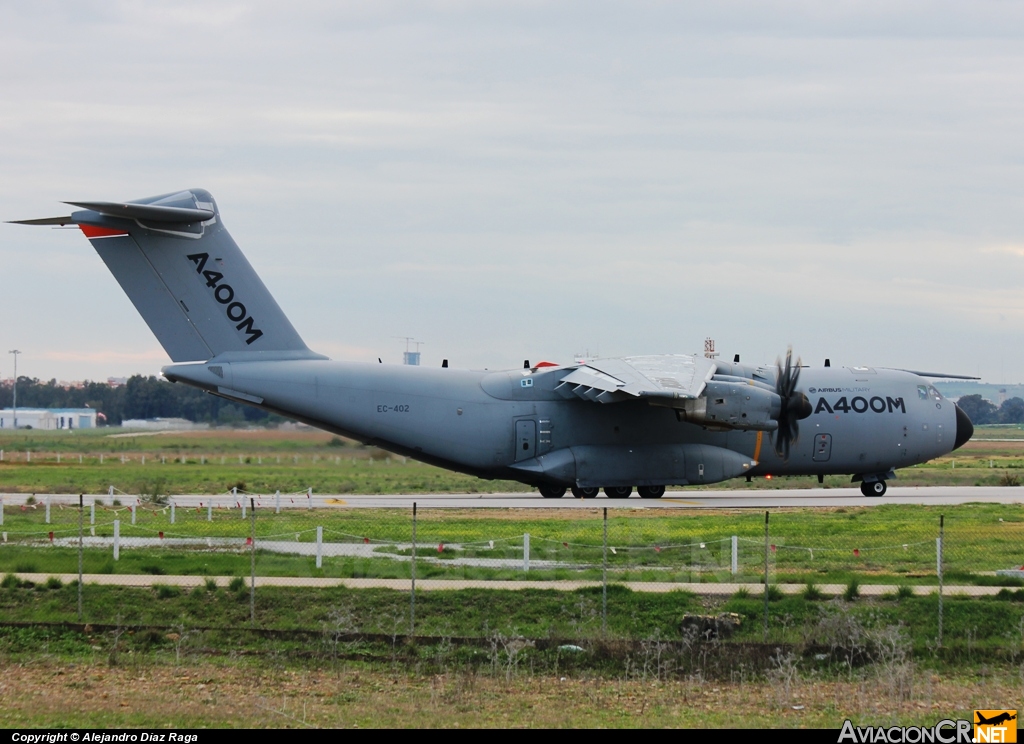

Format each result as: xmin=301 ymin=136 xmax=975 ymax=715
xmin=929 ymin=386 xmax=943 ymax=400
xmin=918 ymin=385 xmax=929 ymax=400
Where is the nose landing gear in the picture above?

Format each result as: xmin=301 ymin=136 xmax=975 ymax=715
xmin=860 ymin=480 xmax=887 ymax=497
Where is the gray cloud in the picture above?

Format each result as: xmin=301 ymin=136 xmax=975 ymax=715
xmin=2 ymin=1 xmax=1023 ymax=383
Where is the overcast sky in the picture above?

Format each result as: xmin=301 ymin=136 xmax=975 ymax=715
xmin=2 ymin=1 xmax=1024 ymax=384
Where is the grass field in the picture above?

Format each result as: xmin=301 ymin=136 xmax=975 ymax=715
xmin=1 ymin=425 xmax=1023 ymax=495
xmin=1 ymin=503 xmax=1022 ymax=584
xmin=2 ymin=660 xmax=1021 ymax=728
xmin=4 ymin=427 xmax=1023 ymax=728
xmin=1 ymin=584 xmax=1023 ymax=727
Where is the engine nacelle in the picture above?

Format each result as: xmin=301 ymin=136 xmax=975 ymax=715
xmin=669 ymin=380 xmax=781 ymax=431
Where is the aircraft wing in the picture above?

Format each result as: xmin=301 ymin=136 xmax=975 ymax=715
xmin=554 ymin=354 xmax=717 ymax=404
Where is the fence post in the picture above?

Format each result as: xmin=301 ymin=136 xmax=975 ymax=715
xmin=90 ymin=501 xmax=95 ymax=525
xmin=170 ymin=501 xmax=175 ymax=524
xmin=250 ymin=498 xmax=256 ymax=626
xmin=241 ymin=498 xmax=246 ymax=520
xmin=78 ymin=494 xmax=84 ymax=621
xmin=307 ymin=487 xmax=312 ymax=510
xmin=523 ymin=533 xmax=530 ymax=572
xmin=602 ymin=508 xmax=608 ymax=635
xmin=45 ymin=496 xmax=50 ymax=524
xmin=131 ymin=503 xmax=136 ymax=525
xmin=316 ymin=526 xmax=323 ymax=569
xmin=207 ymin=502 xmax=212 ymax=522
xmin=232 ymin=486 xmax=237 ymax=505
xmin=0 ymin=496 xmax=3 ymax=526
xmin=411 ymin=502 xmax=417 ymax=637
xmin=108 ymin=485 xmax=113 ymax=499
xmin=937 ymin=514 xmax=944 ymax=647
xmin=275 ymin=490 xmax=281 ymax=514
xmin=763 ymin=511 xmax=770 ymax=641
xmin=731 ymin=535 xmax=738 ymax=575
xmin=113 ymin=520 xmax=120 ymax=561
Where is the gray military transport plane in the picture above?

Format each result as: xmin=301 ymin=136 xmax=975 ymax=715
xmin=14 ymin=189 xmax=975 ymax=499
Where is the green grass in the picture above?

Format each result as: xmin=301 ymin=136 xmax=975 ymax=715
xmin=0 ymin=582 xmax=1022 ymax=659
xmin=2 ymin=424 xmax=1024 ymax=495
xmin=1 ymin=502 xmax=1022 ymax=583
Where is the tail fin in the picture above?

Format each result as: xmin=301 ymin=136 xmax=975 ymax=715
xmin=21 ymin=189 xmax=321 ymax=363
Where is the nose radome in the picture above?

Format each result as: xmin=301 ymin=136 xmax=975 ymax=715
xmin=953 ymin=403 xmax=974 ymax=450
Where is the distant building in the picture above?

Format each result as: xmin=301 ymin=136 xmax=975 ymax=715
xmin=0 ymin=408 xmax=97 ymax=430
xmin=107 ymin=377 xmax=128 ymax=388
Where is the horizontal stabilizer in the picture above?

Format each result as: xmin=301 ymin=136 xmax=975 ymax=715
xmin=63 ymin=201 xmax=214 ymax=223
xmin=7 ymin=216 xmax=75 ymax=226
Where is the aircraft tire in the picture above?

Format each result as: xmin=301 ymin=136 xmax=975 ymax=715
xmin=539 ymin=485 xmax=566 ymax=498
xmin=637 ymin=485 xmax=666 ymax=499
xmin=860 ymin=480 xmax=887 ymax=497
xmin=571 ymin=486 xmax=599 ymax=499
xmin=604 ymin=486 xmax=633 ymax=499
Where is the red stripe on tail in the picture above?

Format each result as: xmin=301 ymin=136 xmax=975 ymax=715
xmin=80 ymin=224 xmax=129 ymax=239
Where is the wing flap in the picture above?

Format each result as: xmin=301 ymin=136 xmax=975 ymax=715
xmin=556 ymin=354 xmax=717 ymax=404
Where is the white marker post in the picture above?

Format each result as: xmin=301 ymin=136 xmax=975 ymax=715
xmin=207 ymin=502 xmax=212 ymax=522
xmin=275 ymin=490 xmax=281 ymax=514
xmin=0 ymin=496 xmax=4 ymax=526
xmin=113 ymin=520 xmax=120 ymax=561
xmin=45 ymin=496 xmax=50 ymax=524
xmin=316 ymin=526 xmax=323 ymax=569
xmin=307 ymin=487 xmax=312 ymax=510
xmin=732 ymin=536 xmax=739 ymax=575
xmin=170 ymin=501 xmax=175 ymax=524
xmin=523 ymin=533 xmax=530 ymax=572
xmin=90 ymin=502 xmax=95 ymax=525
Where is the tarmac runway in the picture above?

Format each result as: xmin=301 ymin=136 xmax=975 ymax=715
xmin=3 ymin=486 xmax=1023 ymax=509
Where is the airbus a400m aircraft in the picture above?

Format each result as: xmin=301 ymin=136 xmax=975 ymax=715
xmin=15 ymin=189 xmax=975 ymax=499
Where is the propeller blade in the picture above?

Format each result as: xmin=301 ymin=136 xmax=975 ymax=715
xmin=771 ymin=347 xmax=809 ymax=462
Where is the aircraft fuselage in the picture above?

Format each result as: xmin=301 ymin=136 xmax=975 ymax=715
xmin=163 ymin=359 xmax=965 ymax=488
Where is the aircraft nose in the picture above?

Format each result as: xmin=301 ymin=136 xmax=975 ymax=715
xmin=953 ymin=403 xmax=974 ymax=450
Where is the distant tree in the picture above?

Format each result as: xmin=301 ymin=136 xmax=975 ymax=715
xmin=0 ymin=374 xmax=275 ymax=426
xmin=956 ymin=394 xmax=997 ymax=425
xmin=997 ymin=397 xmax=1024 ymax=425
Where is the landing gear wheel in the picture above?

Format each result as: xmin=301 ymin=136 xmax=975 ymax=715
xmin=637 ymin=485 xmax=666 ymax=499
xmin=604 ymin=486 xmax=633 ymax=499
xmin=571 ymin=486 xmax=599 ymax=499
xmin=539 ymin=485 xmax=566 ymax=499
xmin=860 ymin=480 xmax=887 ymax=497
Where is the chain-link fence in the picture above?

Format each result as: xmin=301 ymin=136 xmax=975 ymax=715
xmin=1 ymin=493 xmax=1023 ymax=643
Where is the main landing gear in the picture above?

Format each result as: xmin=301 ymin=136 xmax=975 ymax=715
xmin=538 ymin=485 xmax=667 ymax=499
xmin=860 ymin=480 xmax=887 ymax=497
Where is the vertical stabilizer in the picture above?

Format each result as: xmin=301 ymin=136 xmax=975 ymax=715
xmin=61 ymin=190 xmax=321 ymax=363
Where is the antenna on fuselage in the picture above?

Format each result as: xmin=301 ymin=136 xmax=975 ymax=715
xmin=825 ymin=359 xmax=831 ymax=367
